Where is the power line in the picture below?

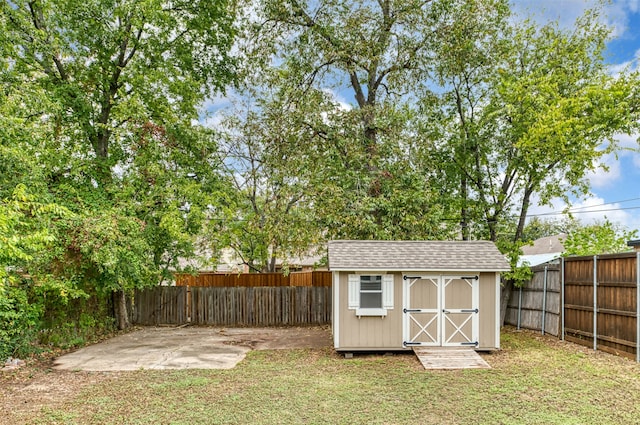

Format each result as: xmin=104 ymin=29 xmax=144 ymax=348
xmin=562 ymin=197 xmax=640 ymax=212
xmin=526 ymin=205 xmax=640 ymax=218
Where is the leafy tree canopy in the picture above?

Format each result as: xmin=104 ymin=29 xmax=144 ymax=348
xmin=562 ymin=219 xmax=638 ymax=256
xmin=1 ymin=0 xmax=238 ymax=329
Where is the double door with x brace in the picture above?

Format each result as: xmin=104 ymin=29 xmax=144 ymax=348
xmin=402 ymin=275 xmax=479 ymax=347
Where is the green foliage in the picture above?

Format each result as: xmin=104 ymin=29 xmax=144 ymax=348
xmin=242 ymin=0 xmax=462 ymax=242
xmin=563 ymin=219 xmax=638 ymax=256
xmin=496 ymin=239 xmax=534 ymax=288
xmin=0 ymin=285 xmax=42 ymax=359
xmin=0 ymin=185 xmax=76 ymax=358
xmin=38 ymin=292 xmax=116 ymax=349
xmin=1 ymin=0 xmax=238 ymax=331
xmin=70 ymin=211 xmax=157 ymax=292
xmin=521 ymin=217 xmax=572 ymax=243
xmin=417 ymin=0 xmax=640 ymax=245
xmin=213 ymin=91 xmax=328 ymax=271
xmin=0 ymin=186 xmax=55 ymax=280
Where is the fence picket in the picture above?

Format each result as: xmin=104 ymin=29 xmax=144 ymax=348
xmin=175 ymin=271 xmax=331 ymax=287
xmin=135 ymin=285 xmax=331 ymax=327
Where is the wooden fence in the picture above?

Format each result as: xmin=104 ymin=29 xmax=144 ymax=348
xmin=505 ymin=264 xmax=561 ymax=336
xmin=134 ymin=286 xmax=188 ymax=325
xmin=563 ymin=253 xmax=639 ymax=360
xmin=133 ymin=271 xmax=332 ymax=326
xmin=190 ymin=286 xmax=330 ymax=326
xmin=504 ymin=252 xmax=640 ymax=361
xmin=175 ymin=270 xmax=332 ymax=287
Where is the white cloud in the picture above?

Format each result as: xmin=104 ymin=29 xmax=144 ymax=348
xmin=567 ymin=196 xmax=634 ymax=225
xmin=586 ymin=153 xmax=621 ymax=189
xmin=608 ymin=48 xmax=640 ymax=74
xmin=202 ymin=110 xmax=226 ymax=130
xmin=526 ymin=194 xmax=639 ymax=229
xmin=611 ymin=132 xmax=640 ymax=171
xmin=510 ymin=0 xmax=634 ymax=37
xmin=511 ymin=0 xmax=594 ymax=27
xmin=322 ymin=88 xmax=353 ymax=111
xmin=628 ymin=0 xmax=640 ymax=13
xmin=201 ymin=94 xmax=233 ymax=114
xmin=614 ymin=132 xmax=640 ymax=149
xmin=582 ymin=133 xmax=640 ymax=189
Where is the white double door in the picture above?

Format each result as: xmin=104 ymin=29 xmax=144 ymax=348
xmin=402 ymin=275 xmax=479 ymax=347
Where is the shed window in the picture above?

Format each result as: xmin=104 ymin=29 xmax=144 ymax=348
xmin=348 ymin=274 xmax=394 ymax=316
xmin=359 ymin=275 xmax=382 ymax=308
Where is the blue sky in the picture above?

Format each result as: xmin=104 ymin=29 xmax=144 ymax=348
xmin=511 ymin=0 xmax=640 ymax=231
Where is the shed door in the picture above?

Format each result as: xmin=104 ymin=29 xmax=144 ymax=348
xmin=402 ymin=276 xmax=441 ymax=346
xmin=442 ymin=276 xmax=479 ymax=347
xmin=403 ymin=275 xmax=479 ymax=347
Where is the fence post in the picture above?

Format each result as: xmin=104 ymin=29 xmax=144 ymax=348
xmin=542 ymin=265 xmax=548 ymax=335
xmin=593 ymin=255 xmax=598 ymax=352
xmin=561 ymin=257 xmax=565 ymax=341
xmin=517 ymin=286 xmax=522 ymax=330
xmin=636 ymin=252 xmax=639 ymax=363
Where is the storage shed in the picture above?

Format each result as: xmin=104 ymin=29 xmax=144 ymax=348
xmin=328 ymin=240 xmax=510 ymax=352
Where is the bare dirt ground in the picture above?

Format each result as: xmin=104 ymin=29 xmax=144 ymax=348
xmin=0 ymin=326 xmax=332 ymax=421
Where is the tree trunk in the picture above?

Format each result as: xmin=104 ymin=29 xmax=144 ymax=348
xmin=514 ymin=186 xmax=534 ymax=243
xmin=113 ymin=290 xmax=130 ymax=330
xmin=460 ymin=174 xmax=469 ymax=240
xmin=500 ymin=279 xmax=514 ymax=327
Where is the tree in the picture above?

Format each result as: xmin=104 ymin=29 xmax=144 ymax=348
xmin=415 ymin=0 xmax=512 ymax=240
xmin=253 ymin=0 xmax=461 ymax=240
xmin=424 ymin=4 xmax=639 ymax=245
xmin=212 ymin=91 xmax=328 ymax=272
xmin=1 ymin=0 xmax=237 ymax=329
xmin=520 ymin=217 xmax=572 ymax=243
xmin=413 ymin=2 xmax=640 ymax=325
xmin=0 ymin=185 xmax=68 ymax=358
xmin=563 ymin=219 xmax=637 ymax=256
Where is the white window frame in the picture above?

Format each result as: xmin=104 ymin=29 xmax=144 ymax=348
xmin=348 ymin=273 xmax=394 ymax=316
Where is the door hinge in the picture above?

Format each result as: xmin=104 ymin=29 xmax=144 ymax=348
xmin=403 ymin=308 xmax=422 ymax=313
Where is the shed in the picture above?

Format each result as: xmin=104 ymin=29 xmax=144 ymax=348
xmin=328 ymin=240 xmax=510 ymax=352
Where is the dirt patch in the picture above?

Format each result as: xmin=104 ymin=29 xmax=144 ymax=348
xmin=218 ymin=326 xmax=333 ymax=350
xmin=0 ymin=353 xmax=115 ymax=423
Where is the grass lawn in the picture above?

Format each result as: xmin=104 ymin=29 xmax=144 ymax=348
xmin=3 ymin=328 xmax=640 ymax=424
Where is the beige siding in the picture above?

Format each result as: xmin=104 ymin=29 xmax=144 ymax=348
xmin=337 ymin=271 xmax=406 ymax=350
xmin=335 ymin=270 xmax=501 ymax=351
xmin=478 ymin=272 xmax=497 ymax=350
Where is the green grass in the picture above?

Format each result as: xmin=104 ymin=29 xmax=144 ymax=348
xmin=16 ymin=329 xmax=640 ymax=424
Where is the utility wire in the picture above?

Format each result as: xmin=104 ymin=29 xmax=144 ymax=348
xmin=561 ymin=197 xmax=640 ymax=212
xmin=526 ymin=205 xmax=640 ymax=218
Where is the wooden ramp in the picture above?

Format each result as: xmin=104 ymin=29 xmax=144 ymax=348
xmin=413 ymin=347 xmax=491 ymax=370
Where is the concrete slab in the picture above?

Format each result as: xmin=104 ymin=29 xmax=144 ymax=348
xmin=53 ymin=326 xmax=331 ymax=371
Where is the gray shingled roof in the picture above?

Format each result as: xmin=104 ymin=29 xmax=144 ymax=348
xmin=328 ymin=240 xmax=510 ymax=272
xmin=521 ymin=234 xmax=565 ymax=256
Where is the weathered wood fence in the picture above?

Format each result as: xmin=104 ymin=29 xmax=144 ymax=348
xmin=505 ymin=264 xmax=561 ymax=336
xmin=190 ymin=286 xmax=330 ymax=326
xmin=134 ymin=271 xmax=332 ymax=327
xmin=134 ymin=286 xmax=188 ymax=325
xmin=175 ymin=271 xmax=332 ymax=287
xmin=507 ymin=253 xmax=640 ymax=361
